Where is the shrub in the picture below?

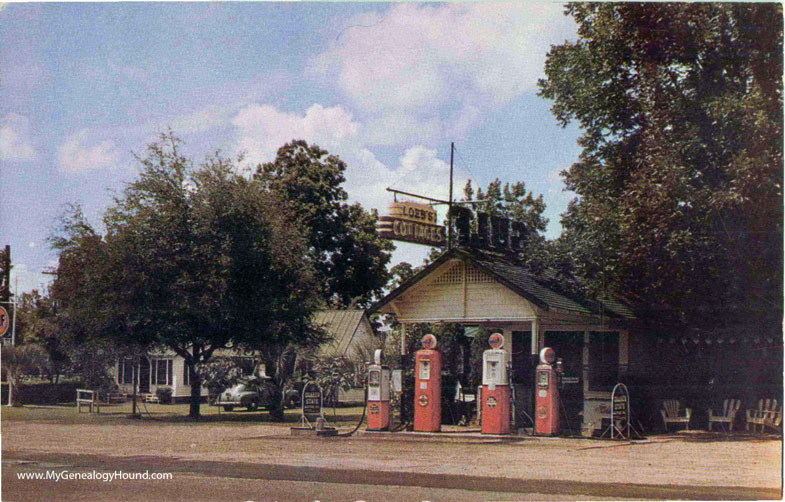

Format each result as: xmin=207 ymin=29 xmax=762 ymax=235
xmin=155 ymin=386 xmax=173 ymax=404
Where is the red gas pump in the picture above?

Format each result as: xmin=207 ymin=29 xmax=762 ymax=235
xmin=414 ymin=334 xmax=441 ymax=432
xmin=481 ymin=332 xmax=511 ymax=434
xmin=366 ymin=349 xmax=390 ymax=431
xmin=535 ymin=347 xmax=562 ymax=436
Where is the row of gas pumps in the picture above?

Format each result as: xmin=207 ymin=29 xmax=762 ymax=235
xmin=366 ymin=333 xmax=563 ymax=435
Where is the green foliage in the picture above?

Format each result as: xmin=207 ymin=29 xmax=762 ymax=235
xmin=312 ymin=354 xmax=357 ymax=404
xmin=49 ymin=132 xmax=323 ymax=417
xmin=15 ymin=291 xmax=69 ymax=382
xmin=256 ymin=140 xmax=393 ymax=307
xmin=539 ymin=3 xmax=783 ymax=332
xmin=2 ymin=344 xmax=48 ymax=406
xmin=196 ymin=357 xmax=247 ymax=400
xmin=471 ymin=178 xmax=547 ymax=234
xmin=388 ymin=262 xmax=416 ymax=290
xmin=155 ymin=386 xmax=173 ymax=404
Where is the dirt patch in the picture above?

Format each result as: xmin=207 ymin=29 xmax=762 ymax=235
xmin=3 ymin=414 xmax=782 ymax=491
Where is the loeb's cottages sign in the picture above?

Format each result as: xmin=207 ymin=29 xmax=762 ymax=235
xmin=377 ymin=202 xmax=446 ymax=247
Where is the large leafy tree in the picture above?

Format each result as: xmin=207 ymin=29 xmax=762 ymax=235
xmin=50 ymin=133 xmax=322 ymax=417
xmin=255 ymin=140 xmax=393 ymax=307
xmin=539 ymin=3 xmax=783 ymax=332
xmin=15 ymin=291 xmax=69 ymax=383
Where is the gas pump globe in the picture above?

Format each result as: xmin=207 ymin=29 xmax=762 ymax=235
xmin=535 ymin=347 xmax=561 ymax=436
xmin=366 ymin=349 xmax=390 ymax=431
xmin=481 ymin=332 xmax=511 ymax=434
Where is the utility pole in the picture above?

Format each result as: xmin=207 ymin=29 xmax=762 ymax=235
xmin=11 ymin=276 xmax=17 ymax=346
xmin=448 ymin=142 xmax=454 ymax=250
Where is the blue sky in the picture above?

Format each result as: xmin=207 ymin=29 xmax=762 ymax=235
xmin=0 ymin=2 xmax=582 ymax=294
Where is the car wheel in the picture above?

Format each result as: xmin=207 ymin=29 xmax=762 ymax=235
xmin=223 ymin=405 xmax=234 ymax=412
xmin=247 ymin=400 xmax=259 ymax=412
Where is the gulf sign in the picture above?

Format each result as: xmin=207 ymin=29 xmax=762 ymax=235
xmin=488 ymin=332 xmax=504 ymax=349
xmin=0 ymin=306 xmax=9 ymax=337
xmin=377 ymin=202 xmax=446 ymax=247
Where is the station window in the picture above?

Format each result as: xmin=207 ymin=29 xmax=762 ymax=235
xmin=588 ymin=332 xmax=619 ymax=391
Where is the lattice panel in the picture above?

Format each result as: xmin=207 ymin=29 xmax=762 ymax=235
xmin=432 ymin=262 xmax=463 ymax=285
xmin=466 ymin=264 xmax=493 ymax=284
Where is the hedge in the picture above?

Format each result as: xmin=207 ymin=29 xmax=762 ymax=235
xmin=0 ymin=381 xmax=85 ymax=405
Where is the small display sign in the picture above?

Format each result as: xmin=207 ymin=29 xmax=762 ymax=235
xmin=391 ymin=370 xmax=403 ymax=394
xmin=610 ymin=383 xmax=631 ymax=440
xmin=302 ymin=381 xmax=323 ymax=420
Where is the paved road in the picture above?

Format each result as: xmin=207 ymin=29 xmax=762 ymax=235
xmin=3 ymin=451 xmax=779 ymax=502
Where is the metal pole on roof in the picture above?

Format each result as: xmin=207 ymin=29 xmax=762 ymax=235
xmin=448 ymin=142 xmax=454 ymax=250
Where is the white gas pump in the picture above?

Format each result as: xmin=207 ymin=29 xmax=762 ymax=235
xmin=366 ymin=349 xmax=391 ymax=431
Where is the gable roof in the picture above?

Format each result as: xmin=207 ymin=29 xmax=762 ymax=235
xmin=314 ymin=309 xmax=369 ymax=356
xmin=372 ymin=247 xmax=635 ymax=320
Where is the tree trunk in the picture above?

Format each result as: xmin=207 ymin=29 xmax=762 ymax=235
xmin=7 ymin=377 xmax=13 ymax=407
xmin=189 ymin=365 xmax=201 ymax=418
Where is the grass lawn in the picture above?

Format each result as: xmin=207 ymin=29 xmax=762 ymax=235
xmin=1 ymin=401 xmax=367 ymax=426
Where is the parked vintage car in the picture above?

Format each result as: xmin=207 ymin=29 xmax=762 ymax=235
xmin=213 ymin=376 xmax=280 ymax=412
xmin=213 ymin=376 xmax=304 ymax=412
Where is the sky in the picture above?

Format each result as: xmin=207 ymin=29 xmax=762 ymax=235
xmin=0 ymin=2 xmax=583 ymax=295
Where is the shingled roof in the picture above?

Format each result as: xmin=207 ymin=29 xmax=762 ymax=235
xmin=373 ymin=247 xmax=635 ymax=320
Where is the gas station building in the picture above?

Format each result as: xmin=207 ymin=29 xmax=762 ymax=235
xmin=374 ymin=246 xmax=639 ymax=436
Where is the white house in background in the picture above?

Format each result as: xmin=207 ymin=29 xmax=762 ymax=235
xmin=114 ymin=310 xmax=377 ymax=403
xmin=115 ymin=349 xmax=257 ymax=403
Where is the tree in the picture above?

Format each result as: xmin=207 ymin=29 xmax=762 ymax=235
xmin=539 ymin=3 xmax=783 ymax=332
xmin=15 ymin=291 xmax=68 ymax=383
xmin=456 ymin=178 xmax=552 ymax=273
xmin=2 ymin=344 xmax=47 ymax=407
xmin=255 ymin=141 xmax=393 ymax=307
xmin=50 ymin=133 xmax=323 ymax=418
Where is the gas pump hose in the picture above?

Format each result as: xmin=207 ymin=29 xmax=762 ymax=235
xmin=335 ymin=384 xmax=368 ymax=437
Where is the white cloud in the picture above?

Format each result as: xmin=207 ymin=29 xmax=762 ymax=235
xmin=231 ymin=103 xmax=361 ymax=166
xmin=228 ymin=100 xmax=478 ymax=267
xmin=57 ymin=130 xmax=119 ymax=173
xmin=311 ymin=3 xmax=576 ymax=144
xmin=230 ymin=102 xmax=475 ymax=217
xmin=0 ymin=114 xmax=36 ymax=161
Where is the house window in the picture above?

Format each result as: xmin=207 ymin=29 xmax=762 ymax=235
xmin=588 ymin=332 xmax=619 ymax=391
xmin=183 ymin=362 xmax=191 ymax=386
xmin=119 ymin=359 xmax=135 ymax=385
xmin=151 ymin=359 xmax=173 ymax=386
